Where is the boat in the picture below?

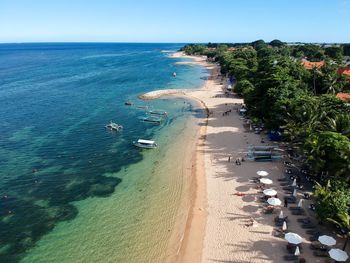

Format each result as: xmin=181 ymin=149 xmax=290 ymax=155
xmin=148 ymin=110 xmax=167 ymax=116
xmin=125 ymin=101 xmax=133 ymax=106
xmin=136 ymin=105 xmax=149 ymax=110
xmin=105 ymin=121 xmax=123 ymax=131
xmin=133 ymin=139 xmax=157 ymax=149
xmin=138 ymin=116 xmax=162 ymax=124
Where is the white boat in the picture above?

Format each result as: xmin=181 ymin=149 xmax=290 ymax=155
xmin=148 ymin=110 xmax=167 ymax=116
xmin=105 ymin=121 xmax=123 ymax=131
xmin=138 ymin=116 xmax=162 ymax=124
xmin=133 ymin=139 xmax=158 ymax=149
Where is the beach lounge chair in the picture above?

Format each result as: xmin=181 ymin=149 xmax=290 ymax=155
xmin=274 ymin=216 xmax=288 ymax=222
xmin=273 ymin=230 xmax=284 ymax=238
xmin=285 ymin=196 xmax=297 ymax=203
xmin=291 ymin=209 xmax=305 ymax=216
xmin=306 ymin=230 xmax=321 ymax=236
xmin=278 ymin=178 xmax=288 ymax=182
xmin=310 ymin=242 xmax=327 ymax=251
xmin=301 ymin=223 xmax=316 ymax=229
xmin=297 ymin=217 xmax=311 ymax=224
xmin=284 ymin=255 xmax=298 ymax=261
xmin=313 ymin=250 xmax=328 ymax=257
xmin=263 ymin=207 xmax=274 ymax=214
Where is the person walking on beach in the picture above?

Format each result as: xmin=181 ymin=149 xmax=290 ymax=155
xmin=284 ymin=199 xmax=288 ymax=207
xmin=228 ymin=156 xmax=231 ymax=162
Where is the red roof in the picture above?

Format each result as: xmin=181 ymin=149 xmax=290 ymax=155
xmin=337 ymin=66 xmax=350 ymax=76
xmin=301 ymin=59 xmax=325 ymax=70
xmin=336 ymin=93 xmax=350 ymax=101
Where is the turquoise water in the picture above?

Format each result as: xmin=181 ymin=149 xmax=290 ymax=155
xmin=0 ymin=43 xmax=207 ymax=262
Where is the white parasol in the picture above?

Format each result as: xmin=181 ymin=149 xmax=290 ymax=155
xmin=285 ymin=232 xmax=303 ymax=245
xmin=292 ymin=178 xmax=297 ymax=187
xmin=318 ymin=235 xmax=336 ymax=246
xmin=260 ymin=178 xmax=273 ymax=185
xmin=292 ymin=188 xmax=297 ymax=197
xmin=329 ymin=248 xmax=348 ymax=262
xmin=267 ymin=197 xmax=282 ymax=206
xmin=257 ymin=170 xmax=269 ymax=176
xmin=263 ymin=189 xmax=277 ymax=196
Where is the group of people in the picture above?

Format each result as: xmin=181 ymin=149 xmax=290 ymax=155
xmin=228 ymin=156 xmax=244 ymax=165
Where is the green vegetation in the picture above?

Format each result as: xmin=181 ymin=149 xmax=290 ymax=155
xmin=181 ymin=40 xmax=350 ymax=236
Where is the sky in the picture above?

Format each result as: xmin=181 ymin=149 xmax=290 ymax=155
xmin=0 ymin=0 xmax=349 ymax=43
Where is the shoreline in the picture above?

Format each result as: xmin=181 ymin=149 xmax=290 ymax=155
xmin=141 ymin=51 xmax=219 ymax=263
xmin=159 ymin=52 xmax=321 ymax=263
xmin=142 ymin=52 xmax=301 ymax=262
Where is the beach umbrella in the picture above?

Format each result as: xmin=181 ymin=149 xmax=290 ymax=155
xmin=297 ymin=199 xmax=303 ymax=208
xmin=294 ymin=246 xmax=300 ymax=256
xmin=260 ymin=178 xmax=273 ymax=185
xmin=292 ymin=179 xmax=297 ymax=187
xmin=257 ymin=170 xmax=269 ymax=176
xmin=279 ymin=210 xmax=284 ymax=219
xmin=285 ymin=232 xmax=303 ymax=245
xmin=318 ymin=235 xmax=336 ymax=246
xmin=267 ymin=197 xmax=282 ymax=206
xmin=263 ymin=189 xmax=277 ymax=196
xmin=329 ymin=248 xmax=349 ymax=262
xmin=282 ymin=221 xmax=287 ymax=231
xmin=292 ymin=188 xmax=297 ymax=197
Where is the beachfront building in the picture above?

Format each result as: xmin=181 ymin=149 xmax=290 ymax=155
xmin=301 ymin=59 xmax=325 ymax=70
xmin=337 ymin=66 xmax=350 ymax=77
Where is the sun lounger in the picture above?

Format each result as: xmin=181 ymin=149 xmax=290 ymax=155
xmin=291 ymin=209 xmax=305 ymax=215
xmin=301 ymin=223 xmax=316 ymax=229
xmin=273 ymin=230 xmax=284 ymax=238
xmin=285 ymin=196 xmax=296 ymax=202
xmin=297 ymin=217 xmax=311 ymax=224
xmin=278 ymin=178 xmax=288 ymax=182
xmin=313 ymin=250 xmax=328 ymax=257
xmin=274 ymin=216 xmax=288 ymax=222
xmin=306 ymin=230 xmax=321 ymax=236
xmin=308 ymin=235 xmax=318 ymax=242
xmin=284 ymin=255 xmax=298 ymax=261
xmin=310 ymin=242 xmax=327 ymax=251
xmin=289 ymin=207 xmax=303 ymax=211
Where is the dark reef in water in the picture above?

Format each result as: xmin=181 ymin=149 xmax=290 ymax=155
xmin=0 ymin=168 xmax=122 ymax=263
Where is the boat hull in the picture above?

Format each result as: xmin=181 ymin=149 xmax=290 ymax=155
xmin=133 ymin=142 xmax=157 ymax=149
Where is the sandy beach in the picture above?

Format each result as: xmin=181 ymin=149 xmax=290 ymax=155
xmin=142 ymin=52 xmax=337 ymax=263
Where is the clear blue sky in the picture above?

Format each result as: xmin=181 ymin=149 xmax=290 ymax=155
xmin=0 ymin=0 xmax=349 ymax=43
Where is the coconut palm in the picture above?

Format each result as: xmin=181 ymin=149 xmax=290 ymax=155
xmin=327 ymin=212 xmax=350 ymax=250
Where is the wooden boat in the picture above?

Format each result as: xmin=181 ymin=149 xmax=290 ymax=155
xmin=138 ymin=116 xmax=162 ymax=124
xmin=105 ymin=121 xmax=123 ymax=131
xmin=148 ymin=110 xmax=167 ymax=116
xmin=133 ymin=139 xmax=157 ymax=149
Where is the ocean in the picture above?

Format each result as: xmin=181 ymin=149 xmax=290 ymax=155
xmin=0 ymin=43 xmax=207 ymax=262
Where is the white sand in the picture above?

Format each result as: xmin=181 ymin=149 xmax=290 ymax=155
xmin=142 ymin=52 xmax=321 ymax=263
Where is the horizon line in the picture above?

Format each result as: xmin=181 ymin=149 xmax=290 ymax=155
xmin=0 ymin=41 xmax=349 ymax=45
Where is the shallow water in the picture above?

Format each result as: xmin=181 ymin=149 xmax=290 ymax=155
xmin=0 ymin=43 xmax=207 ymax=262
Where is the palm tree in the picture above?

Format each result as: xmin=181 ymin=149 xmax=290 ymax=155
xmin=324 ymin=114 xmax=350 ymax=137
xmin=327 ymin=212 xmax=350 ymax=250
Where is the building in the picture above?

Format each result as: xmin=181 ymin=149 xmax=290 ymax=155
xmin=301 ymin=59 xmax=325 ymax=70
xmin=336 ymin=92 xmax=350 ymax=101
xmin=337 ymin=66 xmax=350 ymax=76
